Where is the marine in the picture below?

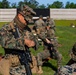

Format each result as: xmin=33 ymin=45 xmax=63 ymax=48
xmin=67 ymin=42 xmax=76 ymax=65
xmin=55 ymin=42 xmax=76 ymax=75
xmin=0 ymin=4 xmax=37 ymax=75
xmin=34 ymin=15 xmax=62 ymax=74
xmin=45 ymin=16 xmax=56 ymax=36
xmin=34 ymin=15 xmax=45 ymax=34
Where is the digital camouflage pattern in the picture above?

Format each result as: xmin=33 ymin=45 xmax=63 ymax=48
xmin=10 ymin=65 xmax=26 ymax=75
xmin=45 ymin=16 xmax=55 ymax=30
xmin=70 ymin=42 xmax=76 ymax=61
xmin=0 ymin=54 xmax=21 ymax=75
xmin=55 ymin=42 xmax=76 ymax=75
xmin=34 ymin=16 xmax=47 ymax=42
xmin=45 ymin=16 xmax=55 ymax=37
xmin=4 ymin=54 xmax=20 ymax=67
xmin=35 ymin=16 xmax=62 ymax=72
xmin=0 ymin=54 xmax=38 ymax=75
xmin=0 ymin=4 xmax=38 ymax=75
xmin=0 ymin=24 xmax=35 ymax=50
xmin=55 ymin=64 xmax=76 ymax=75
xmin=0 ymin=4 xmax=36 ymax=50
xmin=34 ymin=18 xmax=45 ymax=29
xmin=34 ymin=16 xmax=62 ymax=68
xmin=66 ymin=42 xmax=76 ymax=65
xmin=18 ymin=4 xmax=36 ymax=23
xmin=34 ymin=15 xmax=45 ymax=32
xmin=70 ymin=51 xmax=76 ymax=61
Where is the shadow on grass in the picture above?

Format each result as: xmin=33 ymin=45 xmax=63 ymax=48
xmin=43 ymin=62 xmax=57 ymax=71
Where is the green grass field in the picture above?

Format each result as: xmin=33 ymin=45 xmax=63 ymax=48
xmin=0 ymin=20 xmax=76 ymax=75
xmin=55 ymin=20 xmax=76 ymax=26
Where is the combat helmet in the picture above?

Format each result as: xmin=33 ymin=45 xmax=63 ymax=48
xmin=17 ymin=4 xmax=36 ymax=23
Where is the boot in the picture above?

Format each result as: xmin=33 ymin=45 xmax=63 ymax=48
xmin=37 ymin=66 xmax=43 ymax=74
xmin=56 ymin=66 xmax=61 ymax=75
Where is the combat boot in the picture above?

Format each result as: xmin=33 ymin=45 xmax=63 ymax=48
xmin=37 ymin=66 xmax=43 ymax=74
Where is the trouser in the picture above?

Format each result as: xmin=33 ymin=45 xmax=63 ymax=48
xmin=36 ymin=50 xmax=50 ymax=66
xmin=36 ymin=49 xmax=62 ymax=69
xmin=0 ymin=59 xmax=10 ymax=75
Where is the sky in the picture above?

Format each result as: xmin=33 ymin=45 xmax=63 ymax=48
xmin=37 ymin=0 xmax=76 ymax=6
xmin=0 ymin=0 xmax=76 ymax=6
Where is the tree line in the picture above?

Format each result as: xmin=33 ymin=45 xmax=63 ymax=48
xmin=0 ymin=0 xmax=76 ymax=9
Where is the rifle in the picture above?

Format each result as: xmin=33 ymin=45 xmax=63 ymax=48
xmin=11 ymin=24 xmax=32 ymax=75
xmin=19 ymin=46 xmax=32 ymax=75
xmin=4 ymin=48 xmax=32 ymax=75
xmin=44 ymin=38 xmax=57 ymax=55
xmin=47 ymin=41 xmax=59 ymax=61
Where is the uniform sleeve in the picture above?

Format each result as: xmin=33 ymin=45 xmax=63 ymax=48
xmin=37 ymin=31 xmax=47 ymax=42
xmin=0 ymin=24 xmax=26 ymax=50
xmin=34 ymin=21 xmax=37 ymax=27
xmin=50 ymin=19 xmax=55 ymax=28
xmin=24 ymin=31 xmax=39 ymax=50
xmin=42 ymin=20 xmax=46 ymax=26
xmin=0 ymin=25 xmax=8 ymax=46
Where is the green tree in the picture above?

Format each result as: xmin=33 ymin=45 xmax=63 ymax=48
xmin=17 ymin=1 xmax=24 ymax=8
xmin=1 ymin=0 xmax=10 ymax=8
xmin=38 ymin=4 xmax=46 ymax=9
xmin=65 ymin=2 xmax=70 ymax=8
xmin=0 ymin=1 xmax=2 ymax=8
xmin=11 ymin=3 xmax=17 ymax=8
xmin=24 ymin=0 xmax=29 ymax=5
xmin=47 ymin=1 xmax=64 ymax=8
xmin=26 ymin=0 xmax=39 ymax=8
xmin=65 ymin=2 xmax=76 ymax=8
xmin=70 ymin=3 xmax=76 ymax=8
xmin=74 ymin=4 xmax=76 ymax=8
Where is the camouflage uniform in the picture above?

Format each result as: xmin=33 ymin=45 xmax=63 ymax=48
xmin=36 ymin=39 xmax=62 ymax=68
xmin=0 ymin=4 xmax=37 ymax=75
xmin=34 ymin=15 xmax=45 ymax=34
xmin=67 ymin=42 xmax=76 ymax=65
xmin=10 ymin=65 xmax=26 ymax=75
xmin=35 ymin=16 xmax=62 ymax=73
xmin=0 ymin=4 xmax=36 ymax=50
xmin=34 ymin=15 xmax=45 ymax=27
xmin=45 ymin=16 xmax=55 ymax=36
xmin=55 ymin=42 xmax=76 ymax=75
xmin=54 ymin=63 xmax=76 ymax=75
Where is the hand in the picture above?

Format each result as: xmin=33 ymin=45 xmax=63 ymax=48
xmin=46 ymin=38 xmax=51 ymax=44
xmin=46 ymin=26 xmax=51 ymax=30
xmin=24 ymin=39 xmax=35 ymax=47
xmin=72 ymin=72 xmax=76 ymax=75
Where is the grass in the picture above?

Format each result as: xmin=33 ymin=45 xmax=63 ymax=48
xmin=54 ymin=20 xmax=76 ymax=26
xmin=0 ymin=20 xmax=76 ymax=75
xmin=0 ymin=22 xmax=9 ymax=28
